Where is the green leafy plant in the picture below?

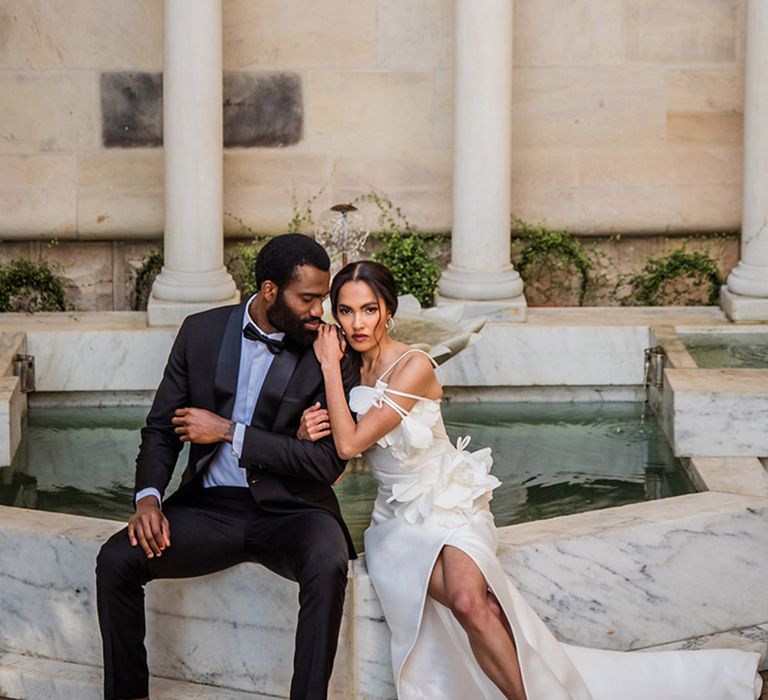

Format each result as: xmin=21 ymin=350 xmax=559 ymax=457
xmin=130 ymin=249 xmax=163 ymax=311
xmin=227 ymin=239 xmax=268 ymax=298
xmin=0 ymin=258 xmax=67 ymax=312
xmin=622 ymin=249 xmax=723 ymax=306
xmin=352 ymin=191 xmax=442 ymax=307
xmin=287 ymin=182 xmax=327 ymax=233
xmin=512 ymin=221 xmax=593 ymax=306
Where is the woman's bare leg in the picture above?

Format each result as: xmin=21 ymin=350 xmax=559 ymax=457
xmin=428 ymin=546 xmax=527 ymax=700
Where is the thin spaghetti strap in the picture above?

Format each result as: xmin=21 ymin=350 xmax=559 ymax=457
xmin=378 ymin=348 xmax=438 ymax=381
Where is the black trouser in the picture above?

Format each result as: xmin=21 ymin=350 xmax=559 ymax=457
xmin=96 ymin=486 xmax=349 ymax=700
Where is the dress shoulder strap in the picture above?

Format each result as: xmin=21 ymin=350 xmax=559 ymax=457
xmin=378 ymin=348 xmax=438 ymax=382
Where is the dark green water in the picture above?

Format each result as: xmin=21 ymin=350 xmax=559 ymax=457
xmin=1 ymin=403 xmax=692 ymax=551
xmin=682 ymin=332 xmax=768 ymax=369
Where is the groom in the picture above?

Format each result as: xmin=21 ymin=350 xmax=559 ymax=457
xmin=96 ymin=234 xmax=360 ymax=700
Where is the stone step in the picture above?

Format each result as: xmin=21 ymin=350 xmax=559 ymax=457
xmin=0 ymin=652 xmax=282 ymax=700
xmin=663 ymin=368 xmax=768 ymax=457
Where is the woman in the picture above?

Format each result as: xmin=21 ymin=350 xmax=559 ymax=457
xmin=299 ymin=260 xmax=762 ymax=700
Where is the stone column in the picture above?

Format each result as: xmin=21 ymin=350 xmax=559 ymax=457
xmin=721 ymin=0 xmax=768 ymax=322
xmin=148 ymin=0 xmax=238 ymax=326
xmin=437 ymin=0 xmax=526 ymax=319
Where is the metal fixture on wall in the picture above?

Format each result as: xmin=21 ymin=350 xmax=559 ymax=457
xmin=13 ymin=354 xmax=35 ymax=393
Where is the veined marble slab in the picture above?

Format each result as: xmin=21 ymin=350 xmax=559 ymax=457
xmin=0 ymin=652 xmax=279 ymax=700
xmin=0 ymin=376 xmax=23 ymax=466
xmin=440 ymin=323 xmax=650 ymax=388
xmin=25 ymin=327 xmax=176 ymax=392
xmin=664 ymin=369 xmax=768 ymax=456
xmin=0 ymin=507 xmax=353 ymax=698
xmin=686 ymin=457 xmax=768 ymax=498
xmin=496 ymin=492 xmax=768 ymax=650
xmin=2 ymin=485 xmax=767 ymax=699
xmin=642 ymin=623 xmax=768 ymax=665
xmin=0 ymin=332 xmax=27 ymax=467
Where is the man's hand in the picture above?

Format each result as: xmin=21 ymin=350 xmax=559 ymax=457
xmin=297 ymin=402 xmax=331 ymax=442
xmin=128 ymin=495 xmax=170 ymax=559
xmin=172 ymin=407 xmax=234 ymax=444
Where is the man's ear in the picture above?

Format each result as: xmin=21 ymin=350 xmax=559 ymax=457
xmin=261 ymin=281 xmax=278 ymax=303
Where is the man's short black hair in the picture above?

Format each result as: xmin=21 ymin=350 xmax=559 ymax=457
xmin=255 ymin=233 xmax=331 ymax=290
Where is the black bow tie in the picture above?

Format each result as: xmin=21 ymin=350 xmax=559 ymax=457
xmin=243 ymin=324 xmax=285 ymax=354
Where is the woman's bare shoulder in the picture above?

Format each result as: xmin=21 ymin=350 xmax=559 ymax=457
xmin=387 ymin=349 xmax=441 ymax=399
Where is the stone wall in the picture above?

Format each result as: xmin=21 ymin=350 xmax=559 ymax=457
xmin=0 ymin=0 xmax=746 ymax=242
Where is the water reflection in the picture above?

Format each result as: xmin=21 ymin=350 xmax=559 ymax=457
xmin=682 ymin=332 xmax=768 ymax=369
xmin=2 ymin=403 xmax=692 ymax=552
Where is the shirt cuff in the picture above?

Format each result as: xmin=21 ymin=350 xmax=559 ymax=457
xmin=135 ymin=487 xmax=162 ymax=508
xmin=231 ymin=422 xmax=246 ymax=458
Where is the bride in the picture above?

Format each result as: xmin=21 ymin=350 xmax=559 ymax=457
xmin=298 ymin=260 xmax=762 ymax=700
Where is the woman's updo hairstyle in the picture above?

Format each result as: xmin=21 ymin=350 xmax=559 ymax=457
xmin=330 ymin=260 xmax=398 ymax=319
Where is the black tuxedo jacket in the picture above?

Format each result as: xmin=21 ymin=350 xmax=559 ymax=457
xmin=134 ymin=302 xmax=361 ymax=557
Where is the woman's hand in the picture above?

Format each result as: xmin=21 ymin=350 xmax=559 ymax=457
xmin=297 ymin=402 xmax=332 ymax=442
xmin=313 ymin=322 xmax=345 ymax=369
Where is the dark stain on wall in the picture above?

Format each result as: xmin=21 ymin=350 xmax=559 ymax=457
xmin=100 ymin=71 xmax=303 ymax=149
xmin=223 ymin=72 xmax=303 ymax=147
xmin=101 ymin=72 xmax=163 ymax=148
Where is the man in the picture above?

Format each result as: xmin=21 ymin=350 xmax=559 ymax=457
xmin=96 ymin=234 xmax=359 ymax=700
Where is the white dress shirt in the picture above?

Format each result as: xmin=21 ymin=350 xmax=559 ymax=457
xmin=135 ymin=296 xmax=285 ymax=506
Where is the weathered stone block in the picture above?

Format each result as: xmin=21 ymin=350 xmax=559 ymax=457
xmin=377 ymin=0 xmax=452 ymax=68
xmin=0 ymin=155 xmax=77 ymax=239
xmin=306 ymin=71 xmax=434 ymax=155
xmin=574 ymin=183 xmax=741 ymax=234
xmin=0 ymin=0 xmax=162 ymax=70
xmin=432 ymin=68 xmax=453 ymax=150
xmin=666 ymin=68 xmax=744 ymax=114
xmin=223 ymin=72 xmax=303 ymax=147
xmin=512 ymin=149 xmax=578 ymax=189
xmin=512 ymin=67 xmax=667 ymax=149
xmin=330 ymin=155 xmax=452 ymax=232
xmin=78 ymin=151 xmax=163 ymax=238
xmin=623 ymin=0 xmax=740 ymax=63
xmin=574 ymin=147 xmax=742 ymax=189
xmin=223 ymin=0 xmax=376 ymax=69
xmin=100 ymin=72 xmax=163 ymax=148
xmin=514 ymin=0 xmax=623 ymax=67
xmin=667 ymin=112 xmax=743 ymax=146
xmin=0 ymin=72 xmax=99 ymax=153
xmin=45 ymin=242 xmax=114 ymax=311
xmin=223 ymin=151 xmax=330 ymax=234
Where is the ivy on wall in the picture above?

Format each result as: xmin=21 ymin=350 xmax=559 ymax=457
xmin=0 ymin=259 xmax=68 ymax=313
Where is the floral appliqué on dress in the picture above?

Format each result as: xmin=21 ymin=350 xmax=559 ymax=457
xmin=349 ymin=381 xmax=501 ymax=526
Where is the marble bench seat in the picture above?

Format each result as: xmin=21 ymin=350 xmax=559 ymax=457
xmin=1 ymin=482 xmax=767 ymax=700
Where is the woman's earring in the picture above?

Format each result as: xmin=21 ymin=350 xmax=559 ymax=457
xmin=386 ymin=317 xmax=395 ymax=332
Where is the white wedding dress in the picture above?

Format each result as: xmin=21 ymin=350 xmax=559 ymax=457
xmin=353 ymin=350 xmax=762 ymax=700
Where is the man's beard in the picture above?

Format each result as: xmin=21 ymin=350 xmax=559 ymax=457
xmin=266 ymin=291 xmax=320 ymax=348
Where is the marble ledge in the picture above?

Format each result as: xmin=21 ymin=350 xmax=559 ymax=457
xmin=665 ymin=369 xmax=768 ymax=456
xmin=0 ymin=652 xmax=277 ymax=700
xmin=650 ymin=326 xmax=698 ymax=369
xmin=666 ymin=368 xmax=768 ymax=394
xmin=440 ymin=323 xmax=650 ymax=386
xmin=0 ymin=311 xmax=151 ymax=331
xmin=496 ymin=490 xmax=765 ymax=546
xmin=0 ymin=332 xmax=26 ymax=376
xmin=523 ymin=306 xmax=728 ymax=327
xmin=642 ymin=623 xmax=768 ymax=666
xmin=686 ymin=457 xmax=768 ymax=498
xmin=496 ymin=491 xmax=768 ymax=649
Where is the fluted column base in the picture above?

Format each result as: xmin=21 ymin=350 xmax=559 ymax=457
xmin=437 ymin=265 xmax=527 ymax=320
xmin=720 ymin=286 xmax=768 ymax=323
xmin=148 ymin=266 xmax=240 ymax=326
xmin=147 ymin=293 xmax=240 ymax=327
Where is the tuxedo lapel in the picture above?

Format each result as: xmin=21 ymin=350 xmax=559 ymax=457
xmin=250 ymin=344 xmax=301 ymax=430
xmin=213 ymin=302 xmax=246 ymax=419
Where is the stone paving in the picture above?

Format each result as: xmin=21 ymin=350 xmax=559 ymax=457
xmin=1 ymin=670 xmax=766 ymax=699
